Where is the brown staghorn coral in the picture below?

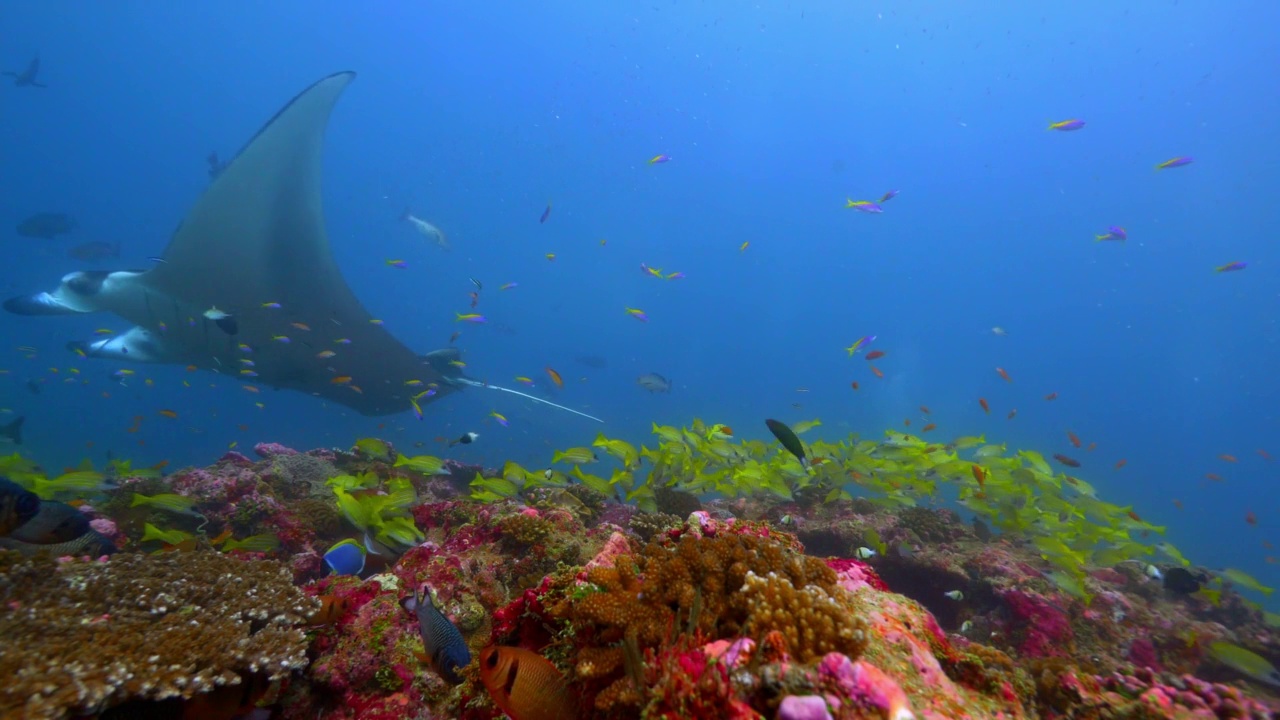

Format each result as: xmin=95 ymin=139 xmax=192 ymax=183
xmin=553 ymin=531 xmax=863 ymax=713
xmin=0 ymin=550 xmax=315 ymax=720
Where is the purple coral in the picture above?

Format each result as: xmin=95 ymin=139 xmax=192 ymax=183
xmin=778 ymin=695 xmax=834 ymax=720
xmin=818 ymin=653 xmax=915 ymax=720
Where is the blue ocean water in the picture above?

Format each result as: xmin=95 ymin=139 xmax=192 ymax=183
xmin=0 ymin=3 xmax=1277 ymax=591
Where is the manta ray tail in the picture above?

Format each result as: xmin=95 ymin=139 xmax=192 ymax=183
xmin=452 ymin=378 xmax=604 ymax=423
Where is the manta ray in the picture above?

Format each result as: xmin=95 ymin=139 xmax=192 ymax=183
xmin=4 ymin=72 xmax=601 ymax=423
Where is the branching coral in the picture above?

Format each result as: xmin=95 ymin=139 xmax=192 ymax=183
xmin=551 ymin=530 xmax=859 ymax=713
xmin=0 ymin=550 xmax=315 ymax=720
xmin=742 ymin=570 xmax=867 ymax=663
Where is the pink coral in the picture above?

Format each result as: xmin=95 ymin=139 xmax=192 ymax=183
xmin=580 ymin=530 xmax=631 ymax=578
xmin=827 ymin=557 xmax=891 ymax=593
xmin=254 ymin=442 xmax=298 ymax=458
xmin=818 ymin=653 xmax=915 ymax=720
xmin=778 ymin=695 xmax=834 ymax=720
xmin=88 ymin=516 xmax=119 ymax=542
xmin=1001 ymin=588 xmax=1071 ymax=658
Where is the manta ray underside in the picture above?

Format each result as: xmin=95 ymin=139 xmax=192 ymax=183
xmin=3 ymin=73 xmax=473 ymax=417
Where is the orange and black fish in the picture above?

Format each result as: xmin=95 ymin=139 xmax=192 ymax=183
xmin=478 ymin=646 xmax=578 ymax=720
xmin=850 ymin=381 xmax=859 ymax=390
xmin=1052 ymin=453 xmax=1080 ymax=468
xmin=307 ymin=595 xmax=352 ymax=626
xmin=995 ymin=367 xmax=1012 ymax=382
xmin=1066 ymin=431 xmax=1082 ymax=448
xmin=865 ymin=350 xmax=885 ymax=361
xmin=921 ymin=423 xmax=937 ymax=433
xmin=978 ymin=398 xmax=990 ymax=414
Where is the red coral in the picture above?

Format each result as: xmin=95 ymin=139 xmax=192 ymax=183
xmin=489 ymin=575 xmax=555 ymax=651
xmin=1125 ymin=637 xmax=1163 ymax=673
xmin=1001 ymin=589 xmax=1071 ymax=658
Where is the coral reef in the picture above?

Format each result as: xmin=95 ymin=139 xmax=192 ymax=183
xmin=4 ymin=433 xmax=1279 ymax=720
xmin=0 ymin=551 xmax=313 ymax=720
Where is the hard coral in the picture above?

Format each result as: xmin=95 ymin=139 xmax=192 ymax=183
xmin=0 ymin=550 xmax=314 ymax=720
xmin=552 ymin=531 xmax=845 ymax=713
xmin=743 ymin=570 xmax=867 ymax=663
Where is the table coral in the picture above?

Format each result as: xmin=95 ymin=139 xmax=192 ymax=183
xmin=0 ymin=550 xmax=314 ymax=720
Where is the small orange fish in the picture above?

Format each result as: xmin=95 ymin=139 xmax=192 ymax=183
xmin=1114 ymin=459 xmax=1127 ymax=469
xmin=1067 ymin=431 xmax=1082 ymax=448
xmin=1265 ymin=541 xmax=1275 ymax=550
xmin=237 ymin=424 xmax=248 ymax=432
xmin=307 ymin=595 xmax=353 ymax=626
xmin=995 ymin=367 xmax=1012 ymax=382
xmin=865 ymin=350 xmax=885 ymax=361
xmin=971 ymin=465 xmax=986 ymax=486
xmin=1127 ymin=510 xmax=1142 ymax=522
xmin=979 ymin=398 xmax=990 ymax=414
xmin=720 ymin=426 xmax=734 ymax=436
xmin=291 ymin=322 xmax=312 ymax=331
xmin=1086 ymin=442 xmax=1097 ymax=452
xmin=210 ymin=528 xmax=234 ymax=545
xmin=850 ymin=381 xmax=860 ymax=390
xmin=185 ymin=365 xmax=198 ymax=372
xmin=545 ymin=366 xmax=564 ymax=390
xmin=1053 ymin=453 xmax=1080 ymax=468
xmin=921 ymin=423 xmax=937 ymax=433
xmin=1246 ymin=511 xmax=1258 ymax=527
xmin=1044 ymin=392 xmax=1058 ymax=401
xmin=920 ymin=405 xmax=931 ymax=415
xmin=1172 ymin=499 xmax=1184 ymax=510
xmin=1259 ymin=449 xmax=1273 ymax=461
xmin=477 ymin=646 xmax=577 ymax=720
xmin=869 ymin=365 xmax=884 ymax=379
xmin=243 ymin=385 xmax=260 ymax=393
xmin=1219 ymin=454 xmax=1238 ymax=463
xmin=1205 ymin=473 xmax=1224 ymax=482
xmin=903 ymin=419 xmax=911 ymax=427
xmin=158 ymin=409 xmax=178 ymax=419
xmin=151 ymin=460 xmax=169 ymax=471
xmin=331 ymin=376 xmax=353 ymax=385
xmin=1007 ymin=409 xmax=1017 ymax=420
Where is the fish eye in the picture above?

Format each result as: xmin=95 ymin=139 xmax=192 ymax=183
xmin=17 ymin=494 xmax=37 ymax=516
xmin=484 ymin=651 xmax=498 ymax=668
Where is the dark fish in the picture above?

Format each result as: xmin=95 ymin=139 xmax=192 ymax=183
xmin=213 ymin=315 xmax=238 ymax=335
xmin=636 ymin=373 xmax=672 ymax=393
xmin=68 ymin=241 xmax=121 ymax=262
xmin=1163 ymin=567 xmax=1202 ymax=594
xmin=765 ymin=418 xmax=807 ymax=467
xmin=207 ymin=151 xmax=228 ymax=179
xmin=449 ymin=432 xmax=479 ymax=448
xmin=0 ymin=528 xmax=116 ymax=556
xmin=25 ymin=379 xmax=41 ymax=395
xmin=0 ymin=476 xmax=39 ymax=535
xmin=2 ymin=54 xmax=46 ymax=88
xmin=0 ymin=416 xmax=22 ymax=444
xmin=539 ymin=203 xmax=552 ymax=224
xmin=401 ymin=584 xmax=471 ymax=684
xmin=16 ymin=212 xmax=76 ymax=239
xmin=10 ymin=500 xmax=92 ymax=544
